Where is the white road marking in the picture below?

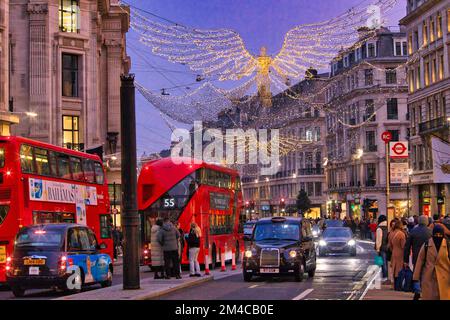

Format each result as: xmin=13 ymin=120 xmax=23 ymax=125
xmin=249 ymin=284 xmax=260 ymax=289
xmin=292 ymin=288 xmax=314 ymax=300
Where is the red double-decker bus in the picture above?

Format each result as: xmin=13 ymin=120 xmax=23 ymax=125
xmin=138 ymin=157 xmax=245 ymax=268
xmin=0 ymin=136 xmax=113 ymax=283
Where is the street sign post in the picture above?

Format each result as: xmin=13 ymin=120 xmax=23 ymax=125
xmin=382 ymin=131 xmax=392 ymax=229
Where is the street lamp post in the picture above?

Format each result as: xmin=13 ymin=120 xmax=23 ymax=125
xmin=120 ymin=74 xmax=140 ymax=290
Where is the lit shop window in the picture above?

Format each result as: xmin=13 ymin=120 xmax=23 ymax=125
xmin=59 ymin=0 xmax=80 ymax=33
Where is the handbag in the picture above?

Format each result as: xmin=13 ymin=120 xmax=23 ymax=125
xmin=374 ymin=255 xmax=384 ymax=266
xmin=395 ymin=267 xmax=413 ymax=292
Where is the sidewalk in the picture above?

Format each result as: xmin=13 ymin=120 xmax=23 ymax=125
xmin=362 ymin=284 xmax=414 ymax=300
xmin=55 ymin=266 xmax=241 ymax=300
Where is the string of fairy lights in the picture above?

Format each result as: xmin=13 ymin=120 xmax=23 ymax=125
xmin=120 ymin=0 xmax=417 ymax=176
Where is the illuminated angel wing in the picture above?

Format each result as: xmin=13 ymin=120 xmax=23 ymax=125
xmin=272 ymin=0 xmax=398 ymax=78
xmin=131 ymin=10 xmax=258 ymax=81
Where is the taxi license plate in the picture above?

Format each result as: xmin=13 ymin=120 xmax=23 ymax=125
xmin=24 ymin=258 xmax=46 ymax=265
xmin=330 ymin=247 xmax=344 ymax=251
xmin=0 ymin=246 xmax=6 ymax=264
xmin=260 ymin=268 xmax=279 ymax=273
xmin=29 ymin=267 xmax=39 ymax=275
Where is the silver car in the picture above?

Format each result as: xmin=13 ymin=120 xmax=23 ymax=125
xmin=318 ymin=227 xmax=356 ymax=257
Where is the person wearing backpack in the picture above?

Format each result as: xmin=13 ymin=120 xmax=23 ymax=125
xmin=187 ymin=222 xmax=202 ymax=277
xmin=412 ymin=224 xmax=450 ymax=300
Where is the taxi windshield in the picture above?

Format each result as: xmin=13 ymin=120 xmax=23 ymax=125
xmin=323 ymin=228 xmax=352 ymax=238
xmin=16 ymin=228 xmax=64 ymax=248
xmin=254 ymin=223 xmax=300 ymax=241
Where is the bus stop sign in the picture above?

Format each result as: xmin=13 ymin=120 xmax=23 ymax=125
xmin=381 ymin=131 xmax=392 ymax=143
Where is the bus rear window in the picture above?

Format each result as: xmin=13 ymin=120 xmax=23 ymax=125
xmin=0 ymin=148 xmax=4 ymax=168
xmin=94 ymin=162 xmax=104 ymax=185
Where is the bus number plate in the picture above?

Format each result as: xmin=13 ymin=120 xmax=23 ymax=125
xmin=0 ymin=246 xmax=5 ymax=264
xmin=29 ymin=267 xmax=40 ymax=275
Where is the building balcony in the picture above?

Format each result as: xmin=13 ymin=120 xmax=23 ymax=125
xmin=298 ymin=168 xmax=324 ymax=176
xmin=418 ymin=117 xmax=449 ymax=135
xmin=365 ymin=180 xmax=376 ymax=187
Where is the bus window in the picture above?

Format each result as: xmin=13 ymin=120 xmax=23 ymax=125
xmin=48 ymin=151 xmax=58 ymax=176
xmin=57 ymin=154 xmax=71 ymax=179
xmin=99 ymin=215 xmax=112 ymax=239
xmin=82 ymin=159 xmax=95 ymax=183
xmin=70 ymin=157 xmax=84 ymax=181
xmin=34 ymin=148 xmax=51 ymax=176
xmin=20 ymin=144 xmax=35 ymax=173
xmin=0 ymin=205 xmax=9 ymax=225
xmin=94 ymin=162 xmax=104 ymax=185
xmin=0 ymin=148 xmax=4 ymax=168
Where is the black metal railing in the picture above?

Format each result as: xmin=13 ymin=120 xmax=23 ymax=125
xmin=419 ymin=117 xmax=449 ymax=134
xmin=365 ymin=180 xmax=376 ymax=187
xmin=298 ymin=168 xmax=324 ymax=175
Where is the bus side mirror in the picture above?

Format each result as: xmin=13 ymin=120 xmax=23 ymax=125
xmin=99 ymin=242 xmax=107 ymax=250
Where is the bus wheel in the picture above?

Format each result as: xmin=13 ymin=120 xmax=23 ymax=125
xmin=211 ymin=244 xmax=217 ymax=269
xmin=11 ymin=286 xmax=25 ymax=298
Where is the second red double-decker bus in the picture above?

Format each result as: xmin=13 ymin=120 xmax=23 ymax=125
xmin=138 ymin=157 xmax=246 ymax=268
xmin=0 ymin=136 xmax=113 ymax=283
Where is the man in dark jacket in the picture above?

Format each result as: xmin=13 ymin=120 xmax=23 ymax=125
xmin=158 ymin=218 xmax=181 ymax=279
xmin=403 ymin=215 xmax=432 ymax=269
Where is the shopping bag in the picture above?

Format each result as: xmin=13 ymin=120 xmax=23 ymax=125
xmin=374 ymin=255 xmax=384 ymax=266
xmin=395 ymin=267 xmax=413 ymax=292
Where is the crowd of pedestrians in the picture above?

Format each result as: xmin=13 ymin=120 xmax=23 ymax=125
xmin=374 ymin=213 xmax=449 ymax=300
xmin=150 ymin=218 xmax=203 ymax=280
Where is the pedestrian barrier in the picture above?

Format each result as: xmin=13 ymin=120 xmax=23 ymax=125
xmin=220 ymin=249 xmax=226 ymax=272
xmin=231 ymin=248 xmax=236 ymax=270
xmin=204 ymin=249 xmax=210 ymax=275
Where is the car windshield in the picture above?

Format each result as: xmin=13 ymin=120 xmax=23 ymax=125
xmin=254 ymin=223 xmax=300 ymax=241
xmin=325 ymin=220 xmax=343 ymax=228
xmin=323 ymin=228 xmax=352 ymax=238
xmin=15 ymin=228 xmax=64 ymax=248
xmin=243 ymin=223 xmax=255 ymax=235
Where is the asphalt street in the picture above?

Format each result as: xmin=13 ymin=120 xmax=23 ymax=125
xmin=153 ymin=240 xmax=377 ymax=300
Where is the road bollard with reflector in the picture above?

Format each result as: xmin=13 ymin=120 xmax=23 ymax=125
xmin=220 ymin=249 xmax=226 ymax=272
xmin=204 ymin=249 xmax=210 ymax=275
xmin=231 ymin=248 xmax=236 ymax=270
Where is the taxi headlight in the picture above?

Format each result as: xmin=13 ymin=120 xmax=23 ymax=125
xmin=245 ymin=250 xmax=253 ymax=258
xmin=348 ymin=239 xmax=356 ymax=246
xmin=289 ymin=250 xmax=297 ymax=258
xmin=319 ymin=240 xmax=327 ymax=247
xmin=312 ymin=230 xmax=318 ymax=236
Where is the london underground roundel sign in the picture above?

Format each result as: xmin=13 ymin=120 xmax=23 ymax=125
xmin=381 ymin=131 xmax=392 ymax=143
xmin=389 ymin=141 xmax=409 ymax=158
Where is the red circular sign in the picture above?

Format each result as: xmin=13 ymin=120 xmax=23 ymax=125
xmin=381 ymin=131 xmax=392 ymax=143
xmin=392 ymin=142 xmax=407 ymax=155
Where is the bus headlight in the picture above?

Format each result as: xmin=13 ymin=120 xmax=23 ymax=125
xmin=289 ymin=250 xmax=297 ymax=258
xmin=319 ymin=240 xmax=327 ymax=247
xmin=244 ymin=250 xmax=253 ymax=258
xmin=348 ymin=239 xmax=356 ymax=246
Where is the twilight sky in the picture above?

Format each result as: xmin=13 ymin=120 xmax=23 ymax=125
xmin=127 ymin=0 xmax=407 ymax=157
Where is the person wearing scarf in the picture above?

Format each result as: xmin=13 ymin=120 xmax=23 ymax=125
xmin=412 ymin=224 xmax=450 ymax=300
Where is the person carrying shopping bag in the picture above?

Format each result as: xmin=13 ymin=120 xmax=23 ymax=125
xmin=186 ymin=222 xmax=202 ymax=277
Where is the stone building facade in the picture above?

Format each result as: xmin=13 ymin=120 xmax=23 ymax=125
xmin=400 ymin=0 xmax=450 ymax=217
xmin=325 ymin=27 xmax=410 ymax=219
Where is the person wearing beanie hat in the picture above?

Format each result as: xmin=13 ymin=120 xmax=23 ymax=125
xmin=413 ymin=224 xmax=450 ymax=300
xmin=404 ymin=215 xmax=432 ymax=269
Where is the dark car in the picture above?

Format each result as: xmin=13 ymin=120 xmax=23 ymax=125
xmin=318 ymin=227 xmax=356 ymax=257
xmin=6 ymin=224 xmax=113 ymax=297
xmin=242 ymin=217 xmax=316 ymax=282
xmin=243 ymin=221 xmax=257 ymax=241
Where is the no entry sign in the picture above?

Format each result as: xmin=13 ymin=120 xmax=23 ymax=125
xmin=389 ymin=141 xmax=408 ymax=158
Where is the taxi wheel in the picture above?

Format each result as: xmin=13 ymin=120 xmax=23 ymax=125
xmin=295 ymin=263 xmax=305 ymax=282
xmin=11 ymin=286 xmax=25 ymax=298
xmin=101 ymin=266 xmax=113 ymax=288
xmin=243 ymin=271 xmax=252 ymax=282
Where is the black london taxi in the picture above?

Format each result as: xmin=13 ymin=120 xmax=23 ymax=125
xmin=6 ymin=224 xmax=113 ymax=297
xmin=242 ymin=217 xmax=316 ymax=282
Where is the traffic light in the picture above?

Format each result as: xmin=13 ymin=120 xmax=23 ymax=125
xmin=280 ymin=198 xmax=286 ymax=212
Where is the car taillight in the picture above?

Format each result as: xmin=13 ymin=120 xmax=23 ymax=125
xmin=5 ymin=257 xmax=12 ymax=274
xmin=58 ymin=256 xmax=67 ymax=273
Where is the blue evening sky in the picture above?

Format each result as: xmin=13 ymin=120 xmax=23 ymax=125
xmin=127 ymin=0 xmax=407 ymax=156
